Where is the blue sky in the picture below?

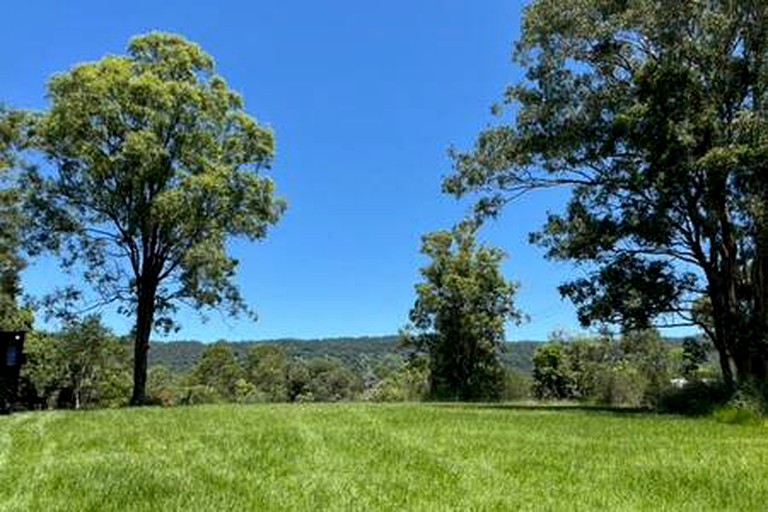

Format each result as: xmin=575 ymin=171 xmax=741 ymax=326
xmin=3 ymin=0 xmax=599 ymax=341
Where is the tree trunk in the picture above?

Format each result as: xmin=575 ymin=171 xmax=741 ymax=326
xmin=708 ymin=278 xmax=737 ymax=390
xmin=130 ymin=276 xmax=158 ymax=406
xmin=751 ymin=200 xmax=768 ymax=384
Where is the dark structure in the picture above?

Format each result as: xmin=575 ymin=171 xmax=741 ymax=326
xmin=0 ymin=331 xmax=25 ymax=414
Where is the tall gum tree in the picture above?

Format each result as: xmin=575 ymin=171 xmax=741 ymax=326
xmin=444 ymin=1 xmax=768 ymax=387
xmin=27 ymin=33 xmax=286 ymax=404
xmin=0 ymin=107 xmax=33 ymax=331
xmin=406 ymin=222 xmax=522 ymax=401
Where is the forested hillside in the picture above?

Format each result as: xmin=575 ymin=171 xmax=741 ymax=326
xmin=149 ymin=337 xmax=542 ymax=374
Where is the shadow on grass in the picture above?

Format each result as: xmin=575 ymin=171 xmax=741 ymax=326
xmin=429 ymin=401 xmax=652 ymax=416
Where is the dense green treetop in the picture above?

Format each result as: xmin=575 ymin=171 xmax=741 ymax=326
xmin=0 ymin=107 xmax=32 ymax=331
xmin=24 ymin=32 xmax=285 ymax=403
xmin=445 ymin=0 xmax=768 ymax=385
xmin=28 ymin=32 xmax=284 ymax=320
xmin=407 ymin=222 xmax=522 ymax=400
xmin=188 ymin=341 xmax=243 ymax=399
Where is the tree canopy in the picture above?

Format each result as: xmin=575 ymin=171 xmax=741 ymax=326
xmin=445 ymin=0 xmax=768 ymax=387
xmin=0 ymin=107 xmax=32 ymax=331
xmin=26 ymin=32 xmax=286 ymax=403
xmin=406 ymin=222 xmax=521 ymax=400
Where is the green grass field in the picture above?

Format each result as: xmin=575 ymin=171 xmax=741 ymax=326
xmin=1 ymin=403 xmax=766 ymax=511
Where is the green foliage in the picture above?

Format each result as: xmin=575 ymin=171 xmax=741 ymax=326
xmin=25 ymin=32 xmax=285 ymax=403
xmin=187 ymin=342 xmax=243 ymax=401
xmin=559 ymin=336 xmax=614 ymax=399
xmin=154 ymin=343 xmax=367 ymax=405
xmin=178 ymin=385 xmax=222 ymax=406
xmin=21 ymin=317 xmax=131 ymax=409
xmin=532 ymin=343 xmax=572 ymax=400
xmin=657 ymin=380 xmax=731 ymax=416
xmin=0 ymin=107 xmax=32 ymax=332
xmin=18 ymin=332 xmax=62 ymax=408
xmin=24 ymin=332 xmax=705 ymax=409
xmin=146 ymin=365 xmax=180 ymax=406
xmin=597 ymin=361 xmax=647 ymax=408
xmin=533 ymin=330 xmax=678 ymax=407
xmin=233 ymin=378 xmax=260 ymax=404
xmin=682 ymin=337 xmax=711 ymax=377
xmin=244 ymin=345 xmax=289 ymax=402
xmin=502 ymin=370 xmax=533 ymax=401
xmin=714 ymin=380 xmax=768 ymax=423
xmin=148 ymin=337 xmax=543 ymax=376
xmin=59 ymin=316 xmax=131 ymax=409
xmin=300 ymin=357 xmax=363 ymax=402
xmin=444 ymin=0 xmax=768 ymax=387
xmin=407 ymin=222 xmax=522 ymax=401
xmin=713 ymin=406 xmax=763 ymax=426
xmin=619 ymin=330 xmax=671 ymax=404
xmin=363 ymin=355 xmax=429 ymax=402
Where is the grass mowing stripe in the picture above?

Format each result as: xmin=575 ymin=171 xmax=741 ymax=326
xmin=1 ymin=404 xmax=766 ymax=511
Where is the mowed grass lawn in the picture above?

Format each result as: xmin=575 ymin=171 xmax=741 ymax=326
xmin=1 ymin=404 xmax=767 ymax=511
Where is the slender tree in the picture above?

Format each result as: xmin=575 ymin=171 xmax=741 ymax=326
xmin=445 ymin=0 xmax=768 ymax=387
xmin=406 ymin=222 xmax=522 ymax=401
xmin=27 ymin=33 xmax=285 ymax=404
xmin=0 ymin=107 xmax=32 ymax=331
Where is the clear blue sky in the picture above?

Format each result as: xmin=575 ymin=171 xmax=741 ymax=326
xmin=3 ymin=0 xmax=603 ymax=341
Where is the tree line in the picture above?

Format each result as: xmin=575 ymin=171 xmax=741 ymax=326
xmin=4 ymin=0 xmax=768 ymax=413
xmin=14 ymin=314 xmax=716 ymax=411
xmin=147 ymin=337 xmax=541 ymax=375
xmin=16 ymin=317 xmax=528 ymax=409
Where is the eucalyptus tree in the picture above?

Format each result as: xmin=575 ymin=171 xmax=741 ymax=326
xmin=27 ymin=33 xmax=285 ymax=404
xmin=445 ymin=0 xmax=768 ymax=387
xmin=0 ymin=107 xmax=32 ymax=331
xmin=406 ymin=222 xmax=521 ymax=401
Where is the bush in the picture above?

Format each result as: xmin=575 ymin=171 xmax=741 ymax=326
xmin=147 ymin=365 xmax=180 ymax=406
xmin=502 ymin=370 xmax=532 ymax=401
xmin=657 ymin=380 xmax=730 ymax=416
xmin=532 ymin=343 xmax=573 ymax=400
xmin=596 ymin=362 xmax=647 ymax=407
xmin=713 ymin=406 xmax=762 ymax=425
xmin=363 ymin=379 xmax=409 ymax=402
xmin=363 ymin=360 xmax=429 ymax=402
xmin=238 ymin=389 xmax=271 ymax=405
xmin=712 ymin=381 xmax=767 ymax=424
xmin=178 ymin=385 xmax=221 ymax=406
xmin=244 ymin=345 xmax=290 ymax=402
xmin=146 ymin=388 xmax=177 ymax=407
xmin=187 ymin=343 xmax=243 ymax=400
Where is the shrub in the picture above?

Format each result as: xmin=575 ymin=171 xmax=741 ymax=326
xmin=596 ymin=362 xmax=647 ymax=407
xmin=657 ymin=380 xmax=730 ymax=416
xmin=532 ymin=343 xmax=573 ymax=400
xmin=187 ymin=343 xmax=243 ymax=400
xmin=363 ymin=379 xmax=409 ymax=402
xmin=712 ymin=380 xmax=767 ymax=424
xmin=179 ymin=385 xmax=221 ymax=406
xmin=147 ymin=365 xmax=180 ymax=407
xmin=363 ymin=360 xmax=429 ymax=402
xmin=713 ymin=406 xmax=762 ymax=425
xmin=502 ymin=370 xmax=532 ymax=401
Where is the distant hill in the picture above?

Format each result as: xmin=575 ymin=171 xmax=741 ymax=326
xmin=148 ymin=334 xmax=699 ymax=375
xmin=149 ymin=336 xmax=542 ymax=374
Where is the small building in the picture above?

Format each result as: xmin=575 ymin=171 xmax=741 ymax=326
xmin=0 ymin=331 xmax=26 ymax=414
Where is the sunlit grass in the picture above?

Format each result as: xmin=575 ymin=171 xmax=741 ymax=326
xmin=1 ymin=403 xmax=766 ymax=511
